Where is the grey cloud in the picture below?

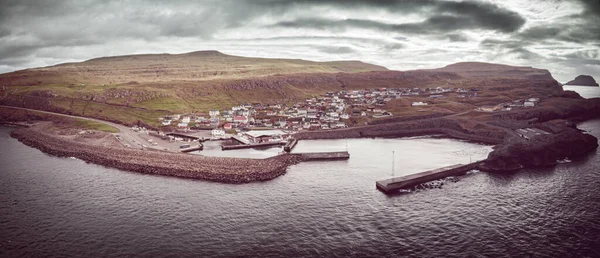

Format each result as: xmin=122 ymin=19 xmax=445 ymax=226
xmin=446 ymin=34 xmax=469 ymax=42
xmin=274 ymin=14 xmax=521 ymax=35
xmin=263 ymin=0 xmax=525 ymax=33
xmin=316 ymin=46 xmax=356 ymax=54
xmin=517 ymin=0 xmax=599 ymax=44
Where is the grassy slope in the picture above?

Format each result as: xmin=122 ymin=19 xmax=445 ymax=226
xmin=0 ymin=107 xmax=119 ymax=133
xmin=0 ymin=51 xmax=564 ymax=127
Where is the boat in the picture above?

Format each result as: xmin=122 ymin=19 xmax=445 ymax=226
xmin=557 ymin=158 xmax=572 ymax=164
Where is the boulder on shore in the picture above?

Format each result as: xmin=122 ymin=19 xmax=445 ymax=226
xmin=564 ymin=75 xmax=599 ymax=86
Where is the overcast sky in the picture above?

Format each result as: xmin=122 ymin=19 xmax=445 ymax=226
xmin=0 ymin=0 xmax=598 ymax=82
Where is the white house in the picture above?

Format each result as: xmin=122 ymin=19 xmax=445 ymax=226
xmin=181 ymin=116 xmax=191 ymax=123
xmin=412 ymin=102 xmax=428 ymax=106
xmin=340 ymin=113 xmax=350 ymax=119
xmin=211 ymin=129 xmax=225 ymax=136
xmin=162 ymin=120 xmax=172 ymax=126
xmin=524 ymin=101 xmax=535 ymax=107
xmin=209 ymin=110 xmax=220 ymax=117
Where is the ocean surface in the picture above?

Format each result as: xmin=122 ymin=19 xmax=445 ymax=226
xmin=563 ymin=85 xmax=600 ymax=99
xmin=1 ymin=86 xmax=600 ymax=257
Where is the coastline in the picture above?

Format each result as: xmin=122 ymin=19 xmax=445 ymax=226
xmin=3 ymin=95 xmax=600 ymax=183
xmin=9 ymin=125 xmax=303 ymax=183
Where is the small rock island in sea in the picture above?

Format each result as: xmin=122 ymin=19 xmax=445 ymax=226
xmin=564 ymin=75 xmax=599 ymax=86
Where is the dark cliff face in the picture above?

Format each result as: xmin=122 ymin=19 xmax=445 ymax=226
xmin=481 ymin=127 xmax=599 ymax=172
xmin=565 ymin=75 xmax=599 ymax=86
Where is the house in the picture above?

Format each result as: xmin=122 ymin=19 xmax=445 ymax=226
xmin=524 ymin=101 xmax=535 ymax=107
xmin=233 ymin=116 xmax=249 ymax=124
xmin=161 ymin=120 xmax=172 ymax=126
xmin=242 ymin=130 xmax=289 ymax=143
xmin=340 ymin=113 xmax=350 ymax=119
xmin=411 ymin=102 xmax=428 ymax=106
xmin=211 ymin=129 xmax=225 ymax=136
xmin=223 ymin=123 xmax=233 ymax=130
xmin=181 ymin=116 xmax=191 ymax=123
xmin=177 ymin=123 xmax=188 ymax=128
xmin=209 ymin=110 xmax=220 ymax=117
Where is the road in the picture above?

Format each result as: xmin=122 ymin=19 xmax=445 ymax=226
xmin=0 ymin=105 xmax=161 ymax=150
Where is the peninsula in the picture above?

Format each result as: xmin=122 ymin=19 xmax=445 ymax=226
xmin=1 ymin=51 xmax=599 ymax=183
xmin=564 ymin=75 xmax=599 ymax=86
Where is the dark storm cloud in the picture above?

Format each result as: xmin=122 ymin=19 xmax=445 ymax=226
xmin=517 ymin=0 xmax=600 ymax=44
xmin=266 ymin=0 xmax=525 ymax=33
xmin=274 ymin=14 xmax=522 ymax=35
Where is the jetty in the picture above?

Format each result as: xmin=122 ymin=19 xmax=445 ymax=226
xmin=297 ymin=151 xmax=350 ymax=161
xmin=376 ymin=161 xmax=482 ymax=193
xmin=166 ymin=132 xmax=201 ymax=141
xmin=221 ymin=141 xmax=285 ymax=150
xmin=180 ymin=144 xmax=203 ymax=153
xmin=283 ymin=138 xmax=298 ymax=152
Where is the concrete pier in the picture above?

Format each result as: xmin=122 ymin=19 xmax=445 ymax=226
xmin=180 ymin=144 xmax=203 ymax=153
xmin=167 ymin=133 xmax=200 ymax=141
xmin=297 ymin=151 xmax=350 ymax=161
xmin=221 ymin=141 xmax=285 ymax=150
xmin=376 ymin=161 xmax=482 ymax=193
xmin=283 ymin=138 xmax=298 ymax=152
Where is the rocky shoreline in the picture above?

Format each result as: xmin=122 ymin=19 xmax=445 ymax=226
xmin=480 ymin=124 xmax=599 ymax=171
xmin=10 ymin=126 xmax=304 ymax=183
xmin=5 ymin=96 xmax=600 ymax=182
xmin=295 ymin=117 xmax=505 ymax=145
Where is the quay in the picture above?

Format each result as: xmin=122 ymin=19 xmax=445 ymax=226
xmin=180 ymin=144 xmax=203 ymax=153
xmin=296 ymin=151 xmax=350 ymax=161
xmin=166 ymin=132 xmax=201 ymax=141
xmin=221 ymin=141 xmax=285 ymax=150
xmin=283 ymin=138 xmax=298 ymax=152
xmin=376 ymin=161 xmax=482 ymax=193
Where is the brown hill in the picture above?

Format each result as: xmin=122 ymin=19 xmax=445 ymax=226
xmin=0 ymin=53 xmax=564 ymax=126
xmin=0 ymin=50 xmax=388 ymax=86
xmin=429 ymin=62 xmax=556 ymax=81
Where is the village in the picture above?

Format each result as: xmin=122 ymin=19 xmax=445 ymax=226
xmin=155 ymin=86 xmax=541 ymax=146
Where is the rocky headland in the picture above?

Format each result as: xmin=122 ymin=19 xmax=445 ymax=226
xmin=564 ymin=75 xmax=599 ymax=86
xmin=480 ymin=121 xmax=599 ymax=171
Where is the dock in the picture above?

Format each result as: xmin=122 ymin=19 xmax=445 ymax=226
xmin=167 ymin=133 xmax=200 ymax=141
xmin=376 ymin=162 xmax=482 ymax=193
xmin=283 ymin=138 xmax=298 ymax=152
xmin=221 ymin=141 xmax=285 ymax=150
xmin=180 ymin=144 xmax=203 ymax=153
xmin=297 ymin=151 xmax=350 ymax=161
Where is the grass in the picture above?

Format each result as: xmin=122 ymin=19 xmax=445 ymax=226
xmin=73 ymin=119 xmax=119 ymax=133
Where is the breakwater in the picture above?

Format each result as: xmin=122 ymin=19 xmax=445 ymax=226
xmin=376 ymin=162 xmax=483 ymax=193
xmin=10 ymin=127 xmax=304 ymax=183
